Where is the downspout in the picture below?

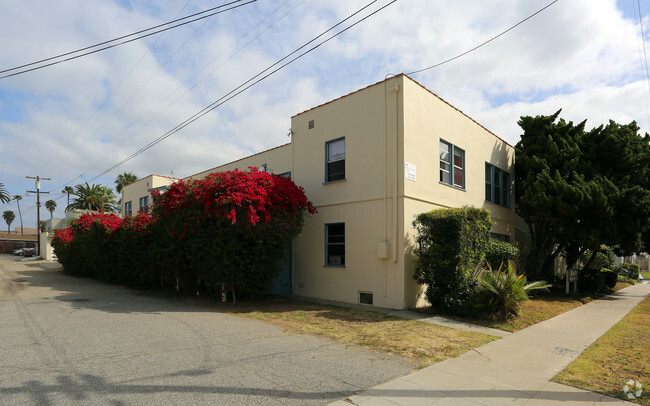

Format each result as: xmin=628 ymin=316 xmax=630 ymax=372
xmin=389 ymin=82 xmax=399 ymax=264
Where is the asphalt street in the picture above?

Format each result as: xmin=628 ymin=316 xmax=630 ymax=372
xmin=0 ymin=255 xmax=414 ymax=405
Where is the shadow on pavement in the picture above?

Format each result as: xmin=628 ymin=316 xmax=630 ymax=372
xmin=0 ymin=372 xmax=350 ymax=405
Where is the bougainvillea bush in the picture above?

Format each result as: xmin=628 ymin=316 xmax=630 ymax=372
xmin=52 ymin=168 xmax=315 ymax=300
xmin=52 ymin=212 xmax=122 ymax=279
xmin=150 ymin=169 xmax=315 ymax=299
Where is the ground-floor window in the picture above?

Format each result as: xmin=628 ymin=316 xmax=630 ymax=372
xmin=325 ymin=222 xmax=345 ymax=266
xmin=490 ymin=232 xmax=511 ymax=243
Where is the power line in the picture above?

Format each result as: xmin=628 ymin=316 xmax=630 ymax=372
xmin=89 ymin=0 xmax=397 ymax=182
xmin=407 ymin=0 xmax=559 ymax=75
xmin=34 ymin=0 xmax=197 ymax=176
xmin=39 ymin=1 xmax=302 ymax=190
xmin=85 ymin=0 xmax=304 ymax=175
xmin=0 ymin=0 xmax=255 ymax=79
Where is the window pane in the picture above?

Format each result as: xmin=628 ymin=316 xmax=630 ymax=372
xmin=494 ymin=171 xmax=501 ymax=205
xmin=440 ymin=169 xmax=451 ymax=184
xmin=327 ymin=139 xmax=345 ymax=162
xmin=327 ymin=223 xmax=344 ymax=236
xmin=453 ymin=148 xmax=463 ymax=167
xmin=502 ymin=172 xmax=510 ymax=207
xmin=327 ymin=160 xmax=345 ymax=181
xmin=454 ymin=167 xmax=463 ymax=187
xmin=485 ymin=164 xmax=492 ymax=201
xmin=439 ymin=141 xmax=450 ymax=162
xmin=326 ymin=223 xmax=345 ymax=266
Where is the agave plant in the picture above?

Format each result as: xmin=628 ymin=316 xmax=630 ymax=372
xmin=479 ymin=261 xmax=551 ymax=317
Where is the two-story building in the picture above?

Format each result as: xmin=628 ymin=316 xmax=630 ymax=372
xmin=123 ymin=74 xmax=515 ymax=309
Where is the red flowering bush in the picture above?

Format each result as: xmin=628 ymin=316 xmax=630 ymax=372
xmin=110 ymin=212 xmax=156 ymax=285
xmin=53 ymin=213 xmax=123 ymax=278
xmin=52 ymin=169 xmax=315 ymax=300
xmin=151 ymin=168 xmax=315 ymax=299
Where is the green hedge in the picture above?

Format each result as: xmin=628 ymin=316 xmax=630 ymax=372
xmin=485 ymin=240 xmax=519 ymax=269
xmin=412 ymin=206 xmax=491 ymax=316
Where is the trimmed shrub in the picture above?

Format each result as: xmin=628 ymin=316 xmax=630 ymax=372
xmin=413 ymin=206 xmax=491 ymax=316
xmin=601 ymin=268 xmax=618 ymax=289
xmin=577 ymin=268 xmax=605 ymax=293
xmin=485 ymin=239 xmax=519 ymax=269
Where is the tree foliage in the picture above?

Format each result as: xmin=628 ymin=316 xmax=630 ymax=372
xmin=45 ymin=199 xmax=57 ymax=220
xmin=515 ymin=111 xmax=650 ymax=280
xmin=0 ymin=182 xmax=9 ymax=204
xmin=67 ymin=182 xmax=119 ymax=213
xmin=13 ymin=195 xmax=23 ymax=235
xmin=62 ymin=186 xmax=74 ymax=208
xmin=3 ymin=210 xmax=15 ymax=233
xmin=115 ymin=172 xmax=138 ymax=194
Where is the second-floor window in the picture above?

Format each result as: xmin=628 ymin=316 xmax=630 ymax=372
xmin=440 ymin=140 xmax=464 ymax=188
xmin=485 ymin=163 xmax=510 ymax=207
xmin=124 ymin=201 xmax=132 ymax=216
xmin=138 ymin=196 xmax=149 ymax=213
xmin=326 ymin=138 xmax=345 ymax=182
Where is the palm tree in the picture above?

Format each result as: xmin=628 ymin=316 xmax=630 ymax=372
xmin=3 ymin=210 xmax=15 ymax=233
xmin=67 ymin=183 xmax=119 ymax=213
xmin=115 ymin=172 xmax=138 ymax=216
xmin=0 ymin=182 xmax=10 ymax=204
xmin=45 ymin=199 xmax=57 ymax=220
xmin=13 ymin=195 xmax=24 ymax=235
xmin=115 ymin=172 xmax=138 ymax=194
xmin=62 ymin=186 xmax=74 ymax=209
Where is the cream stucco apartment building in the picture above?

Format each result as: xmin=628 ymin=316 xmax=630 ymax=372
xmin=123 ymin=74 xmax=515 ymax=309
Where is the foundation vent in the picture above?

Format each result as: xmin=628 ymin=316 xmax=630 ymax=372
xmin=359 ymin=291 xmax=373 ymax=305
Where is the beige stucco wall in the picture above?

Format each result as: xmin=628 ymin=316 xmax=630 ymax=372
xmin=121 ymin=175 xmax=178 ymax=216
xmin=290 ymin=78 xmax=409 ymax=309
xmin=400 ymin=77 xmax=516 ymax=238
xmin=186 ymin=144 xmax=293 ymax=181
xmin=288 ymin=75 xmax=516 ymax=309
xmin=399 ymin=76 xmax=516 ymax=308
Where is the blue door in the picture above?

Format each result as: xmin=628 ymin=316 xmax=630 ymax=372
xmin=270 ymin=242 xmax=292 ymax=295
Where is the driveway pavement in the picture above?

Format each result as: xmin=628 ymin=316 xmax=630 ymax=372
xmin=0 ymin=255 xmax=414 ymax=405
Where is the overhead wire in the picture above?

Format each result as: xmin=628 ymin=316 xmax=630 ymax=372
xmin=87 ymin=0 xmax=304 ymax=175
xmin=36 ymin=0 xmax=197 ymax=176
xmin=407 ymin=0 xmax=559 ymax=75
xmin=0 ymin=0 xmax=256 ymax=79
xmin=88 ymin=0 xmax=398 ymax=182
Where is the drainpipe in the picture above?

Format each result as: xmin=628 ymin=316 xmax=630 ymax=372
xmin=389 ymin=82 xmax=399 ymax=264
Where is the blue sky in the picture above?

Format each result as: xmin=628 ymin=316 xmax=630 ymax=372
xmin=0 ymin=0 xmax=648 ymax=228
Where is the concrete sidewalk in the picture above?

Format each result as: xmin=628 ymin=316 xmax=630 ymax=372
xmin=331 ymin=282 xmax=650 ymax=406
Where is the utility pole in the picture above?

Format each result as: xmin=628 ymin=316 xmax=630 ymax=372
xmin=27 ymin=176 xmax=50 ymax=256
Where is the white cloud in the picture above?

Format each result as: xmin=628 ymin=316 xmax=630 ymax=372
xmin=0 ymin=0 xmax=648 ymax=223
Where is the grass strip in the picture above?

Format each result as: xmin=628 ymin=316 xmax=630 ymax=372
xmin=227 ymin=301 xmax=497 ymax=367
xmin=439 ymin=281 xmax=638 ymax=333
xmin=552 ymin=295 xmax=650 ymax=405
